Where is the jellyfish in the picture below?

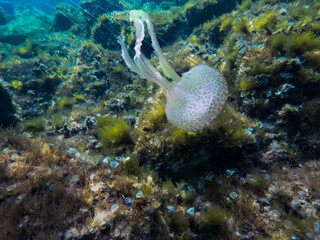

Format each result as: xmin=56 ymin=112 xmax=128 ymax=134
xmin=118 ymin=11 xmax=228 ymax=131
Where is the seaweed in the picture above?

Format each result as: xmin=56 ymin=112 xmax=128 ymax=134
xmin=236 ymin=0 xmax=252 ymax=12
xmin=239 ymin=76 xmax=258 ymax=91
xmin=96 ymin=116 xmax=132 ymax=148
xmin=254 ymin=12 xmax=276 ymax=33
xmin=56 ymin=97 xmax=76 ymax=110
xmin=196 ymin=204 xmax=227 ymax=232
xmin=248 ymin=173 xmax=269 ymax=194
xmin=164 ymin=211 xmax=189 ymax=234
xmin=233 ymin=17 xmax=250 ymax=35
xmin=140 ymin=102 xmax=167 ymax=133
xmin=19 ymin=118 xmax=46 ymax=134
xmin=271 ymin=32 xmax=320 ymax=56
xmin=12 ymin=39 xmax=36 ymax=58
xmin=11 ymin=80 xmax=23 ymax=91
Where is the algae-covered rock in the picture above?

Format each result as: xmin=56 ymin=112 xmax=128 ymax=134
xmin=0 ymin=7 xmax=9 ymax=25
xmin=0 ymin=84 xmax=16 ymax=128
xmin=1 ymin=0 xmax=320 ymax=239
xmin=90 ymin=0 xmax=242 ymax=50
xmin=53 ymin=3 xmax=85 ymax=32
xmin=80 ymin=0 xmax=122 ymax=27
xmin=0 ymin=5 xmax=51 ymax=45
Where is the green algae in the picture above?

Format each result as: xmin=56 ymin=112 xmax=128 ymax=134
xmin=12 ymin=39 xmax=36 ymax=58
xmin=50 ymin=114 xmax=65 ymax=127
xmin=219 ymin=35 xmax=238 ymax=66
xmin=11 ymin=80 xmax=23 ymax=91
xmin=248 ymin=61 xmax=270 ymax=75
xmin=271 ymin=32 xmax=320 ymax=57
xmin=57 ymin=97 xmax=76 ymax=110
xmin=248 ymin=173 xmax=269 ymax=194
xmin=96 ymin=116 xmax=132 ymax=148
xmin=164 ymin=211 xmax=189 ymax=234
xmin=210 ymin=105 xmax=264 ymax=147
xmin=19 ymin=118 xmax=46 ymax=134
xmin=232 ymin=17 xmax=250 ymax=35
xmin=253 ymin=12 xmax=276 ymax=33
xmin=197 ymin=204 xmax=227 ymax=232
xmin=120 ymin=157 xmax=142 ymax=176
xmin=171 ymin=129 xmax=198 ymax=145
xmin=239 ymin=76 xmax=258 ymax=91
xmin=236 ymin=0 xmax=252 ymax=12
xmin=140 ymin=102 xmax=167 ymax=133
xmin=219 ymin=14 xmax=234 ymax=32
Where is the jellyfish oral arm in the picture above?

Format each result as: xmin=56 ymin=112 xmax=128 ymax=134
xmin=117 ymin=16 xmax=174 ymax=92
xmin=144 ymin=16 xmax=180 ymax=83
xmin=117 ymin=35 xmax=140 ymax=75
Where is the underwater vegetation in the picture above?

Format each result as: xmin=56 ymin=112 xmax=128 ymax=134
xmin=12 ymin=39 xmax=36 ymax=58
xmin=19 ymin=117 xmax=46 ymax=134
xmin=271 ymin=31 xmax=320 ymax=57
xmin=56 ymin=97 xmax=77 ymax=110
xmin=0 ymin=84 xmax=16 ymax=128
xmin=53 ymin=3 xmax=85 ymax=32
xmin=196 ymin=204 xmax=227 ymax=233
xmin=1 ymin=0 xmax=320 ymax=239
xmin=140 ymin=100 xmax=167 ymax=133
xmin=95 ymin=115 xmax=133 ymax=148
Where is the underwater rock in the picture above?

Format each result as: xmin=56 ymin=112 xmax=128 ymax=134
xmin=0 ymin=7 xmax=8 ymax=25
xmin=85 ymin=116 xmax=96 ymax=130
xmin=90 ymin=13 xmax=122 ymax=49
xmin=80 ymin=0 xmax=122 ymax=27
xmin=185 ymin=0 xmax=240 ymax=29
xmin=0 ymin=1 xmax=14 ymax=16
xmin=0 ymin=5 xmax=51 ymax=45
xmin=70 ymin=122 xmax=81 ymax=136
xmin=90 ymin=0 xmax=240 ymax=50
xmin=0 ymin=84 xmax=16 ymax=128
xmin=85 ymin=79 xmax=109 ymax=98
xmin=237 ymin=222 xmax=256 ymax=240
xmin=87 ymin=139 xmax=98 ymax=150
xmin=260 ymin=147 xmax=293 ymax=169
xmin=1 ymin=60 xmax=62 ymax=120
xmin=53 ymin=4 xmax=85 ymax=32
xmin=108 ymin=94 xmax=131 ymax=113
